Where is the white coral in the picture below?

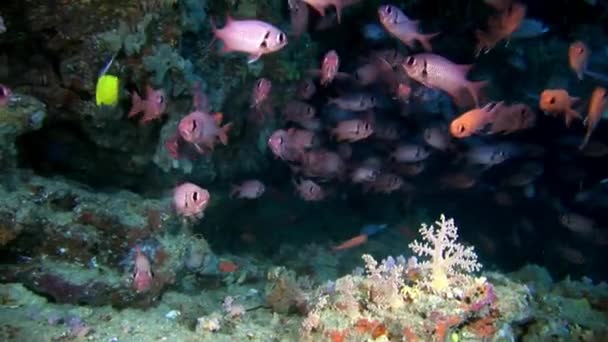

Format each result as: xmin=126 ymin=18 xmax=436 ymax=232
xmin=409 ymin=214 xmax=481 ymax=293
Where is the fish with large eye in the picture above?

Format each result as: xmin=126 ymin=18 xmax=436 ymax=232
xmin=539 ymin=89 xmax=581 ymax=127
xmin=213 ymin=16 xmax=287 ymax=64
xmin=172 ymin=182 xmax=210 ymax=219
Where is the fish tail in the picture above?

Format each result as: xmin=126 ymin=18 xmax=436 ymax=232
xmin=579 ymin=131 xmax=592 ymax=150
xmin=128 ymin=91 xmax=143 ymax=118
xmin=467 ymin=80 xmax=489 ymax=107
xmin=419 ymin=32 xmax=440 ymax=52
xmin=218 ymin=122 xmax=233 ymax=145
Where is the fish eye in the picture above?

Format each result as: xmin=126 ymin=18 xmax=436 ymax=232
xmin=364 ymin=123 xmax=370 ymax=130
xmin=549 ymin=97 xmax=556 ymax=105
xmin=406 ymin=56 xmax=415 ymax=66
xmin=370 ymin=96 xmax=376 ymax=104
xmin=158 ymin=95 xmax=165 ymax=104
xmin=0 ymin=87 xmax=5 ymax=97
xmin=190 ymin=119 xmax=197 ymax=132
xmin=385 ymin=6 xmax=392 ymax=14
xmin=308 ymin=185 xmax=314 ymax=193
xmin=278 ymin=33 xmax=285 ymax=43
xmin=577 ymin=47 xmax=585 ymax=54
xmin=192 ymin=191 xmax=199 ymax=202
xmin=458 ymin=124 xmax=465 ymax=134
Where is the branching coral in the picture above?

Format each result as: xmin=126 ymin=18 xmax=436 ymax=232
xmin=409 ymin=214 xmax=482 ymax=294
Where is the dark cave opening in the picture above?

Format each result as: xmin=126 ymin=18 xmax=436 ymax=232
xmin=15 ymin=120 xmax=166 ymax=195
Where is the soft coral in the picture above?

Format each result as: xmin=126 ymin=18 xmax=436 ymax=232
xmin=408 ymin=214 xmax=482 ymax=294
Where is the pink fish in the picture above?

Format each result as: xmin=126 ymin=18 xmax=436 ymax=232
xmin=230 ymin=180 xmax=266 ymax=199
xmin=378 ymin=5 xmax=439 ymax=52
xmin=178 ymin=111 xmax=232 ymax=153
xmin=251 ymin=77 xmax=272 ymax=111
xmin=0 ymin=84 xmax=11 ymax=107
xmin=213 ymin=16 xmax=287 ymax=63
xmin=402 ymin=53 xmax=487 ymax=108
xmin=268 ymin=129 xmax=300 ymax=161
xmin=331 ymin=119 xmax=373 ymax=142
xmin=320 ymin=50 xmax=340 ymax=86
xmin=297 ymin=149 xmax=345 ymax=180
xmin=302 ymin=0 xmax=355 ymax=23
xmin=173 ymin=182 xmax=210 ymax=218
xmin=133 ymin=246 xmax=153 ymax=293
xmin=128 ymin=85 xmax=167 ymax=125
xmin=288 ymin=0 xmax=309 ymax=38
xmin=293 ymin=178 xmax=326 ymax=201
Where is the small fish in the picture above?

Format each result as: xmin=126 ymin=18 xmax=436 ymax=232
xmin=328 ymin=93 xmax=376 ymax=111
xmin=178 ymin=111 xmax=233 ymax=153
xmin=332 ymin=234 xmax=368 ymax=251
xmin=402 ymin=53 xmax=487 ymax=108
xmin=95 ymin=55 xmax=120 ymax=107
xmin=293 ymin=178 xmax=326 ymax=201
xmin=251 ymin=77 xmax=272 ymax=109
xmin=320 ymin=50 xmax=340 ymax=86
xmin=331 ymin=119 xmax=374 ymax=142
xmin=288 ymin=0 xmax=309 ymax=39
xmin=466 ymin=144 xmax=512 ymax=165
xmin=128 ymin=85 xmax=167 ymax=125
xmin=487 ymin=102 xmax=536 ymax=134
xmin=378 ymin=5 xmax=439 ymax=52
xmin=475 ymin=2 xmax=526 ymax=55
xmin=350 ymin=165 xmax=379 ymax=183
xmin=363 ymin=173 xmax=405 ymax=194
xmin=298 ymin=149 xmax=344 ymax=180
xmin=568 ymin=41 xmax=590 ymax=80
xmin=424 ymin=125 xmax=452 ymax=151
xmin=450 ymin=101 xmax=503 ymax=138
xmin=133 ymin=246 xmax=153 ymax=293
xmin=295 ymin=78 xmax=316 ymax=100
xmin=173 ymin=182 xmax=211 ymax=218
xmin=0 ymin=84 xmax=12 ymax=107
xmin=213 ymin=16 xmax=287 ymax=64
xmin=230 ymin=180 xmax=266 ymax=199
xmin=580 ymin=86 xmax=607 ymax=150
xmin=391 ymin=144 xmax=430 ymax=162
xmin=539 ymin=89 xmax=581 ymax=127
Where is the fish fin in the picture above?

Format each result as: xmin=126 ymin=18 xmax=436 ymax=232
xmin=307 ymin=3 xmax=326 ymax=17
xmin=247 ymin=53 xmax=262 ymax=64
xmin=456 ymin=64 xmax=474 ymax=76
xmin=218 ymin=122 xmax=233 ymax=145
xmin=128 ymin=91 xmax=143 ymax=118
xmin=213 ymin=112 xmax=224 ymax=125
xmin=579 ymin=131 xmax=592 ymax=150
xmin=564 ymin=109 xmax=581 ymax=127
xmin=467 ymin=80 xmax=489 ymax=107
xmin=334 ymin=1 xmax=343 ymax=23
xmin=418 ymin=32 xmax=440 ymax=52
xmin=229 ymin=185 xmax=239 ymax=198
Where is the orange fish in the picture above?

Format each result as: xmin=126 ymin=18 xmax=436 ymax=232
xmin=539 ymin=89 xmax=581 ymax=127
xmin=568 ymin=41 xmax=590 ymax=80
xmin=450 ymin=102 xmax=503 ymax=138
xmin=580 ymin=86 xmax=607 ymax=150
xmin=332 ymin=234 xmax=368 ymax=251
